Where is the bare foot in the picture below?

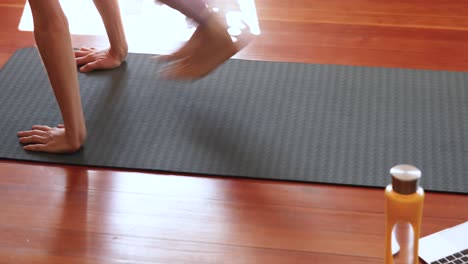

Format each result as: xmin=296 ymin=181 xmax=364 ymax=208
xmin=161 ymin=14 xmax=244 ymax=80
xmin=157 ymin=26 xmax=204 ymax=62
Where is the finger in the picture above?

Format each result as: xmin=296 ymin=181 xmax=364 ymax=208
xmin=80 ymin=61 xmax=101 ymax=73
xmin=79 ymin=47 xmax=97 ymax=51
xmin=19 ymin=135 xmax=48 ymax=144
xmin=57 ymin=124 xmax=65 ymax=128
xmin=17 ymin=129 xmax=48 ymax=138
xmin=159 ymin=62 xmax=190 ymax=80
xmin=74 ymin=50 xmax=91 ymax=58
xmin=158 ymin=64 xmax=178 ymax=79
xmin=75 ymin=55 xmax=94 ymax=66
xmin=23 ymin=144 xmax=48 ymax=152
xmin=31 ymin=125 xmax=51 ymax=131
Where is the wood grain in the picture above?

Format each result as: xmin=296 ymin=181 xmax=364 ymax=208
xmin=1 ymin=0 xmax=467 ymax=263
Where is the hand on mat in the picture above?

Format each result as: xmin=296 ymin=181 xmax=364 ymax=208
xmin=75 ymin=47 xmax=126 ymax=73
xmin=17 ymin=125 xmax=82 ymax=153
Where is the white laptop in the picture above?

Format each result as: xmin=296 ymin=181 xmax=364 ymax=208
xmin=419 ymin=221 xmax=468 ymax=264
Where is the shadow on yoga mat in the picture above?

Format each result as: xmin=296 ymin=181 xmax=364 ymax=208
xmin=1 ymin=48 xmax=467 ymax=193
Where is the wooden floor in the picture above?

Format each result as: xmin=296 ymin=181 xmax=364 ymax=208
xmin=1 ymin=0 xmax=468 ymax=263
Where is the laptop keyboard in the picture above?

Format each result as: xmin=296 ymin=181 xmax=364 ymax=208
xmin=430 ymin=248 xmax=468 ymax=264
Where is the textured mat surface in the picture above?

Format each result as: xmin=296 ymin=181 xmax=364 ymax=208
xmin=1 ymin=48 xmax=467 ymax=193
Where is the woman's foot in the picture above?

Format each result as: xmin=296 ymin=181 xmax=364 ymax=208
xmin=157 ymin=25 xmax=205 ymax=62
xmin=160 ymin=14 xmax=242 ymax=79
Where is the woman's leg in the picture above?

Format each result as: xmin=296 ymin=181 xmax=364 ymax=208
xmin=18 ymin=0 xmax=86 ymax=153
xmin=158 ymin=0 xmax=212 ymax=24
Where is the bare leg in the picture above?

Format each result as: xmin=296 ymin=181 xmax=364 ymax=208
xmin=17 ymin=0 xmax=86 ymax=153
xmin=155 ymin=0 xmax=212 ymax=62
xmin=158 ymin=0 xmax=211 ymax=24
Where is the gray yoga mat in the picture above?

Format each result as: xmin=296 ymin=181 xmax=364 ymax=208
xmin=1 ymin=48 xmax=467 ymax=193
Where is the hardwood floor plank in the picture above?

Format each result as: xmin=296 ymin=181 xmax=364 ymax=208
xmin=0 ymin=180 xmax=387 ymax=259
xmin=1 ymin=161 xmax=466 ymax=220
xmin=257 ymin=8 xmax=468 ymax=30
xmin=0 ymin=226 xmax=383 ymax=264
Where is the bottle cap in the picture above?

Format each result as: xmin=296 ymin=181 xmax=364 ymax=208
xmin=390 ymin=164 xmax=421 ymax=195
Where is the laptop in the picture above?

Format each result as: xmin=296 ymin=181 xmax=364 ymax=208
xmin=419 ymin=221 xmax=468 ymax=264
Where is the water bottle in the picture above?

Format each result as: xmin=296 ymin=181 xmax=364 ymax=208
xmin=385 ymin=164 xmax=425 ymax=264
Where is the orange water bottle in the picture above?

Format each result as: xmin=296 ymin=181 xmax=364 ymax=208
xmin=385 ymin=164 xmax=425 ymax=264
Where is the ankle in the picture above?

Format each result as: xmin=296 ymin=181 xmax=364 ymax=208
xmin=203 ymin=14 xmax=231 ymax=36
